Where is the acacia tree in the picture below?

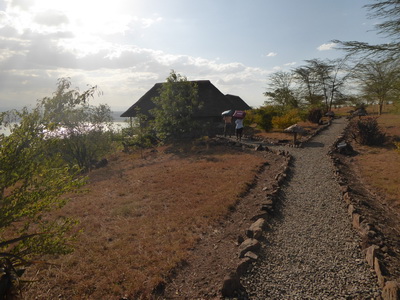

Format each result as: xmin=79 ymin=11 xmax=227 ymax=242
xmin=303 ymin=58 xmax=349 ymax=111
xmin=352 ymin=59 xmax=400 ymax=114
xmin=264 ymin=71 xmax=300 ymax=109
xmin=333 ymin=0 xmax=400 ymax=60
xmin=151 ymin=70 xmax=203 ymax=140
xmin=293 ymin=66 xmax=324 ymax=107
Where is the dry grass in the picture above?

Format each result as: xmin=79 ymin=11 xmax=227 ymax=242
xmin=25 ymin=143 xmax=267 ymax=299
xmin=351 ymin=111 xmax=400 ymax=213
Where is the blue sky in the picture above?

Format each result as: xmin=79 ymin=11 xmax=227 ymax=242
xmin=0 ymin=0 xmax=390 ymax=111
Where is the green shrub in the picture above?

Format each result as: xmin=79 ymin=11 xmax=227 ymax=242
xmin=272 ymin=109 xmax=302 ymax=129
xmin=244 ymin=105 xmax=282 ymax=131
xmin=349 ymin=117 xmax=386 ymax=146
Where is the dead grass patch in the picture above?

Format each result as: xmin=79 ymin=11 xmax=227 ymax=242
xmin=351 ymin=113 xmax=400 ymax=213
xmin=24 ymin=143 xmax=267 ymax=299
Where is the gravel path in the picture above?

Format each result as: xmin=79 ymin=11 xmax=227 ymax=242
xmin=242 ymin=118 xmax=380 ymax=299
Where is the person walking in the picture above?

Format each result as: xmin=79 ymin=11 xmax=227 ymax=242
xmin=223 ymin=115 xmax=233 ymax=137
xmin=235 ymin=118 xmax=244 ymax=141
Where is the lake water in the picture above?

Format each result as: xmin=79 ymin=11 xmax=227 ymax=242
xmin=0 ymin=121 xmax=130 ymax=137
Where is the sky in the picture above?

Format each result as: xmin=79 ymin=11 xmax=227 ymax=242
xmin=0 ymin=0 xmax=391 ymax=112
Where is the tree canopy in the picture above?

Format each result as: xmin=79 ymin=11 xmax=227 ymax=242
xmin=151 ymin=70 xmax=203 ymax=141
xmin=264 ymin=71 xmax=300 ymax=109
xmin=333 ymin=0 xmax=400 ymax=60
xmin=264 ymin=59 xmax=349 ymax=111
xmin=351 ymin=58 xmax=400 ymax=114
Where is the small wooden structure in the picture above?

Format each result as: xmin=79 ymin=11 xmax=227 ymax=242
xmin=284 ymin=124 xmax=306 ymax=145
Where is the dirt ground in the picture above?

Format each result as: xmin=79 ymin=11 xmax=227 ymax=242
xmin=332 ymin=144 xmax=400 ymax=284
xmin=159 ymin=148 xmax=286 ymax=299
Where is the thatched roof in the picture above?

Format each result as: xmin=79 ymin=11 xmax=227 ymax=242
xmin=120 ymin=80 xmax=250 ymax=118
xmin=284 ymin=124 xmax=306 ymax=133
xmin=224 ymin=94 xmax=252 ymax=111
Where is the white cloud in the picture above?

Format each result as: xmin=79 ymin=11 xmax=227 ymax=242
xmin=0 ymin=0 xmax=271 ymax=109
xmin=284 ymin=62 xmax=297 ymax=66
xmin=266 ymin=52 xmax=277 ymax=57
xmin=140 ymin=17 xmax=163 ymax=28
xmin=34 ymin=10 xmax=69 ymax=27
xmin=317 ymin=42 xmax=336 ymax=51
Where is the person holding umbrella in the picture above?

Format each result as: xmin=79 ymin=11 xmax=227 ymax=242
xmin=221 ymin=110 xmax=234 ymax=137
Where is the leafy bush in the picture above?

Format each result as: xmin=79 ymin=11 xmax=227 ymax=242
xmin=0 ymin=105 xmax=85 ymax=297
xmin=272 ymin=109 xmax=302 ymax=129
xmin=307 ymin=108 xmax=324 ymax=124
xmin=244 ymin=105 xmax=282 ymax=131
xmin=39 ymin=78 xmax=114 ymax=172
xmin=52 ymin=130 xmax=113 ymax=171
xmin=349 ymin=117 xmax=386 ymax=146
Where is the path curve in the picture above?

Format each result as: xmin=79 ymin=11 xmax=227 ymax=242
xmin=242 ymin=118 xmax=380 ymax=299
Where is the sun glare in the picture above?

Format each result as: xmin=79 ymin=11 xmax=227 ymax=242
xmin=8 ymin=0 xmax=140 ymax=56
xmin=4 ymin=0 xmax=158 ymax=57
xmin=30 ymin=0 xmax=131 ymax=35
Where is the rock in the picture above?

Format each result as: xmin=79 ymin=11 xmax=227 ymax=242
xmin=381 ymin=246 xmax=389 ymax=253
xmin=245 ymin=229 xmax=253 ymax=238
xmin=236 ymin=258 xmax=252 ymax=276
xmin=352 ymin=213 xmax=361 ymax=230
xmin=359 ymin=221 xmax=371 ymax=236
xmin=382 ymin=281 xmax=400 ymax=300
xmin=365 ymin=245 xmax=379 ymax=268
xmin=249 ymin=218 xmax=266 ymax=239
xmin=277 ymin=174 xmax=286 ymax=185
xmin=343 ymin=192 xmax=351 ymax=204
xmin=244 ymin=251 xmax=258 ymax=260
xmin=340 ymin=185 xmax=350 ymax=193
xmin=336 ymin=141 xmax=354 ymax=155
xmin=238 ymin=238 xmax=261 ymax=258
xmin=374 ymin=257 xmax=385 ymax=288
xmin=255 ymin=144 xmax=264 ymax=151
xmin=264 ymin=198 xmax=273 ymax=206
xmin=261 ymin=204 xmax=273 ymax=213
xmin=250 ymin=213 xmax=269 ymax=221
xmin=347 ymin=204 xmax=355 ymax=216
xmin=221 ymin=272 xmax=243 ymax=298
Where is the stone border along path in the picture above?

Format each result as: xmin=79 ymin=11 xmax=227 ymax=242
xmin=241 ymin=117 xmax=381 ymax=299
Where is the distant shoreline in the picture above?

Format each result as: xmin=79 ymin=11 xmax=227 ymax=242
xmin=0 ymin=121 xmax=129 ymax=136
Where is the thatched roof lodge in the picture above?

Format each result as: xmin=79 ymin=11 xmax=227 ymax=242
xmin=120 ymin=80 xmax=251 ymax=121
